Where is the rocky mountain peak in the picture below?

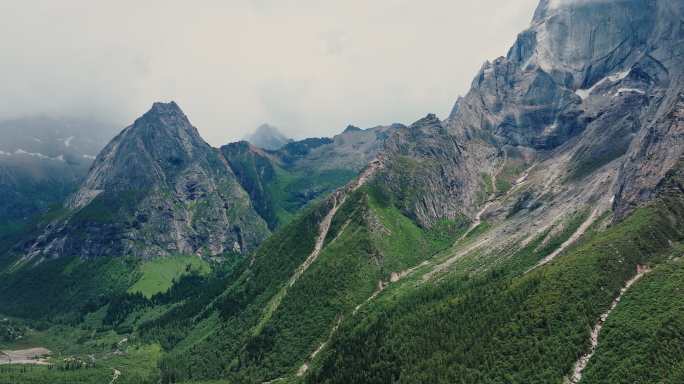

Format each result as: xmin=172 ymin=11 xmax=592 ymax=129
xmin=343 ymin=125 xmax=362 ymax=133
xmin=67 ymin=102 xmax=211 ymax=209
xmin=130 ymin=101 xmax=206 ymax=152
xmin=26 ymin=102 xmax=270 ymax=261
xmin=414 ymin=113 xmax=440 ymax=126
xmin=149 ymin=100 xmax=183 ymax=114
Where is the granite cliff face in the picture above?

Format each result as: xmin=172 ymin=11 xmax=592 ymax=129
xmin=379 ymin=0 xmax=684 ymax=231
xmin=24 ymin=102 xmax=270 ymax=260
xmin=378 ymin=114 xmax=493 ymax=227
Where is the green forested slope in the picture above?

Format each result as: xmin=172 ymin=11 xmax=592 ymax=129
xmin=308 ymin=186 xmax=684 ymax=383
xmin=150 ymin=182 xmax=465 ymax=383
xmin=580 ymin=256 xmax=684 ymax=383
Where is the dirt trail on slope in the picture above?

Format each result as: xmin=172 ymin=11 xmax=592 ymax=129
xmin=297 ymin=317 xmax=344 ymax=377
xmin=566 ymin=265 xmax=651 ymax=383
xmin=257 ymin=158 xmax=385 ymax=336
xmin=287 ymin=158 xmax=384 ymax=290
xmin=527 ymin=206 xmax=602 ymax=273
xmin=288 ymin=193 xmax=344 ymax=288
xmin=259 ymin=159 xmax=386 ymax=383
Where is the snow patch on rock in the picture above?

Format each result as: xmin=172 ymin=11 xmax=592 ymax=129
xmin=615 ymin=88 xmax=645 ymax=96
xmin=575 ymin=70 xmax=631 ymax=100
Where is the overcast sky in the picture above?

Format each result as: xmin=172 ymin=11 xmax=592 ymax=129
xmin=0 ymin=0 xmax=539 ymax=145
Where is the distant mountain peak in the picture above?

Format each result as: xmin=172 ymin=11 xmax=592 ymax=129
xmin=245 ymin=124 xmax=292 ymax=150
xmin=343 ymin=125 xmax=362 ymax=133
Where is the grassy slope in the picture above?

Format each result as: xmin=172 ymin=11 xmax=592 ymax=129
xmin=151 ymin=201 xmax=328 ymax=383
xmin=128 ymin=255 xmax=210 ymax=298
xmin=308 ymin=190 xmax=684 ymax=383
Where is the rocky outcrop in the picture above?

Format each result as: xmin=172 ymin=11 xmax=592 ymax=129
xmin=24 ymin=102 xmax=270 ymax=260
xmin=337 ymin=0 xmax=684 ymax=241
xmin=379 ymin=114 xmax=495 ymax=228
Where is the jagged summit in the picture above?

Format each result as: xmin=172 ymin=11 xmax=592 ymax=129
xmin=26 ymin=102 xmax=270 ymax=260
xmin=414 ymin=113 xmax=440 ymax=125
xmin=149 ymin=100 xmax=183 ymax=113
xmin=137 ymin=101 xmax=193 ymax=132
xmin=68 ymin=101 xmax=209 ymax=209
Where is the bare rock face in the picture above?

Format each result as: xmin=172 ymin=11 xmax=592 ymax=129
xmin=378 ymin=0 xmax=683 ymax=228
xmin=24 ymin=102 xmax=270 ymax=260
xmin=379 ymin=114 xmax=494 ymax=227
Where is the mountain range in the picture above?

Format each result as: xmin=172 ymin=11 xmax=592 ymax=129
xmin=0 ymin=1 xmax=683 ymax=383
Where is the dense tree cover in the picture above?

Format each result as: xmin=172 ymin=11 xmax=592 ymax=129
xmin=0 ymin=256 xmax=138 ymax=324
xmin=308 ymin=192 xmax=684 ymax=383
xmin=580 ymin=257 xmax=684 ymax=383
xmin=148 ymin=200 xmax=329 ymax=382
xmin=150 ymin=184 xmax=465 ymax=383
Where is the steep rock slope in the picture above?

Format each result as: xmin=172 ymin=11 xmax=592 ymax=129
xmin=23 ymin=102 xmax=270 ymax=261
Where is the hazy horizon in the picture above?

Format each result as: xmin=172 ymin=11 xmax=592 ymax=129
xmin=1 ymin=1 xmax=538 ymax=145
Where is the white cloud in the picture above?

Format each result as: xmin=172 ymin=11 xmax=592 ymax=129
xmin=0 ymin=0 xmax=539 ymax=145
